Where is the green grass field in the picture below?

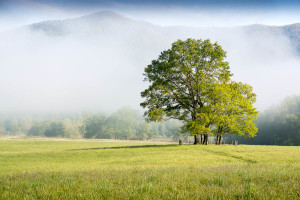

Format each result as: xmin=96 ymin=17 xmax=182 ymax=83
xmin=0 ymin=139 xmax=299 ymax=199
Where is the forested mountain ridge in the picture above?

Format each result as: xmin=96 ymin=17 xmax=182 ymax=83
xmin=241 ymin=23 xmax=300 ymax=53
xmin=282 ymin=23 xmax=300 ymax=52
xmin=28 ymin=10 xmax=300 ymax=54
xmin=29 ymin=11 xmax=164 ymax=38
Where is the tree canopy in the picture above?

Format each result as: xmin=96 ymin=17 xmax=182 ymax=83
xmin=141 ymin=38 xmax=258 ymax=144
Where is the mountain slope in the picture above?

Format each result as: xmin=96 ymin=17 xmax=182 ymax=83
xmin=28 ymin=11 xmax=300 ymax=54
xmin=283 ymin=23 xmax=300 ymax=52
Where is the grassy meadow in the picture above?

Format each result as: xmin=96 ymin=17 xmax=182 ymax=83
xmin=0 ymin=139 xmax=299 ymax=199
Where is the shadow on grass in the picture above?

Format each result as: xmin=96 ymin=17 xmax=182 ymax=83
xmin=202 ymin=149 xmax=258 ymax=164
xmin=67 ymin=144 xmax=178 ymax=151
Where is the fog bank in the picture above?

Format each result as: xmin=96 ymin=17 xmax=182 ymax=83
xmin=0 ymin=11 xmax=299 ymax=113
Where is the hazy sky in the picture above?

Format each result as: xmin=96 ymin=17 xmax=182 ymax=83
xmin=0 ymin=0 xmax=300 ymax=113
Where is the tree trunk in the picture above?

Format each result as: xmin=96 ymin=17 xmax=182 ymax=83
xmin=216 ymin=135 xmax=222 ymax=145
xmin=203 ymin=134 xmax=208 ymax=145
xmin=200 ymin=134 xmax=203 ymax=144
xmin=194 ymin=134 xmax=200 ymax=144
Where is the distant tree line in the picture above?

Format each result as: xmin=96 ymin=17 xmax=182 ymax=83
xmin=226 ymin=95 xmax=300 ymax=146
xmin=1 ymin=95 xmax=299 ymax=145
xmin=0 ymin=107 xmax=181 ymax=140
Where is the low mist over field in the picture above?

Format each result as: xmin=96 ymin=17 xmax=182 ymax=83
xmin=0 ymin=1 xmax=300 ymax=113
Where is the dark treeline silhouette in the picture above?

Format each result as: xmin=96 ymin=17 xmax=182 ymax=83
xmin=0 ymin=107 xmax=181 ymax=140
xmin=225 ymin=95 xmax=300 ymax=146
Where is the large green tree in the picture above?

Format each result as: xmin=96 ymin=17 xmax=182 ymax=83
xmin=141 ymin=38 xmax=258 ymax=144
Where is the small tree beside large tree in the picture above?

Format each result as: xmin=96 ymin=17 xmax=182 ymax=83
xmin=140 ymin=38 xmax=258 ymax=144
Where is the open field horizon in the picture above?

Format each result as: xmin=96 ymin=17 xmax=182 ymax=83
xmin=1 ymin=139 xmax=299 ymax=199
